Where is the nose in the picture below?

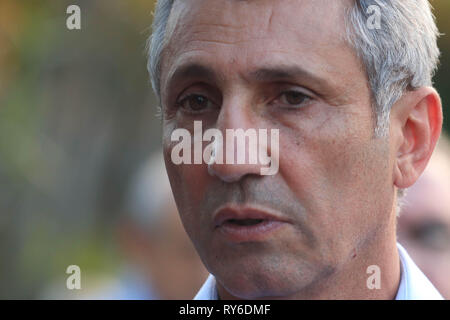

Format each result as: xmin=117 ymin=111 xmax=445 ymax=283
xmin=207 ymin=97 xmax=272 ymax=183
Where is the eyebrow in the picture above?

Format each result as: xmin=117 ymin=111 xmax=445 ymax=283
xmin=165 ymin=63 xmax=333 ymax=95
xmin=166 ymin=64 xmax=220 ymax=89
xmin=248 ymin=66 xmax=332 ymax=91
xmin=250 ymin=67 xmax=315 ymax=81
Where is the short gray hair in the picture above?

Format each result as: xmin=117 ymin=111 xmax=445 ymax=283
xmin=146 ymin=0 xmax=440 ymax=136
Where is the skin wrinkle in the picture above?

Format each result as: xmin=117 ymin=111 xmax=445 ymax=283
xmin=197 ymin=175 xmax=316 ymax=248
xmin=162 ymin=31 xmax=362 ymax=111
xmin=163 ymin=56 xmax=356 ymax=118
xmin=161 ymin=2 xmax=356 ymax=104
xmin=158 ymin=0 xmax=441 ymax=299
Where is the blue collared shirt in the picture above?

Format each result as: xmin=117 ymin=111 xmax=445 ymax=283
xmin=194 ymin=242 xmax=443 ymax=300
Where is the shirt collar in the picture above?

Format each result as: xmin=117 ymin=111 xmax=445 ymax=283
xmin=395 ymin=242 xmax=443 ymax=300
xmin=194 ymin=273 xmax=218 ymax=300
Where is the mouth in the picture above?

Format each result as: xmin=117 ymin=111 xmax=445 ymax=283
xmin=213 ymin=205 xmax=289 ymax=242
xmin=225 ymin=218 xmax=265 ymax=226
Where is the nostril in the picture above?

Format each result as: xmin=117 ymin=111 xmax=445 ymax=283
xmin=207 ymin=164 xmax=246 ymax=183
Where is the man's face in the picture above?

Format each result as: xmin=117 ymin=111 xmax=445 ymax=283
xmin=160 ymin=0 xmax=396 ymax=298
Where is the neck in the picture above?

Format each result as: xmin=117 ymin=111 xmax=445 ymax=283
xmin=300 ymin=225 xmax=401 ymax=300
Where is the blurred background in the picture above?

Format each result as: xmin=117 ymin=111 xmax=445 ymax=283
xmin=0 ymin=0 xmax=449 ymax=299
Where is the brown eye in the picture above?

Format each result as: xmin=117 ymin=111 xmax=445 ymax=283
xmin=281 ymin=91 xmax=308 ymax=105
xmin=272 ymin=90 xmax=312 ymax=109
xmin=178 ymin=94 xmax=212 ymax=112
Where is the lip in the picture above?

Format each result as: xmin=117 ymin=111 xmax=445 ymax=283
xmin=213 ymin=205 xmax=290 ymax=242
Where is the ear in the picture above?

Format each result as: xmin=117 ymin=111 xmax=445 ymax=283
xmin=391 ymin=87 xmax=442 ymax=189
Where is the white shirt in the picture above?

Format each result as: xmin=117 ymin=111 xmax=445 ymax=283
xmin=194 ymin=242 xmax=443 ymax=300
xmin=395 ymin=243 xmax=443 ymax=299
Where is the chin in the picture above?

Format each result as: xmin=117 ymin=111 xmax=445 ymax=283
xmin=214 ymin=260 xmax=319 ymax=300
xmin=220 ymin=274 xmax=284 ymax=299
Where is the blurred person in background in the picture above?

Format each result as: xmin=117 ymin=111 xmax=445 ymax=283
xmin=111 ymin=151 xmax=208 ymax=299
xmin=398 ymin=134 xmax=450 ymax=299
xmin=40 ymin=151 xmax=208 ymax=299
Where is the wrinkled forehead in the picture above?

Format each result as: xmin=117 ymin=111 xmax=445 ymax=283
xmin=161 ymin=0 xmax=357 ymax=91
xmin=166 ymin=0 xmax=350 ymax=42
xmin=166 ymin=0 xmax=351 ymax=57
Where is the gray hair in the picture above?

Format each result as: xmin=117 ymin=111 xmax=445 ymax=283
xmin=146 ymin=0 xmax=440 ymax=136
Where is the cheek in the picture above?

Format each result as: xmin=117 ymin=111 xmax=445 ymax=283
xmin=162 ymin=127 xmax=210 ymax=231
xmin=277 ymin=114 xmax=392 ymax=248
xmin=278 ymin=117 xmax=378 ymax=204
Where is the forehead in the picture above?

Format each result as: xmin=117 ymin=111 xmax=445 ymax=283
xmin=161 ymin=0 xmax=358 ymax=89
xmin=167 ymin=0 xmax=349 ymax=45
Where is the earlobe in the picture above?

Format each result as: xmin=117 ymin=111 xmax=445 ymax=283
xmin=393 ymin=87 xmax=442 ymax=189
xmin=394 ymin=156 xmax=416 ymax=189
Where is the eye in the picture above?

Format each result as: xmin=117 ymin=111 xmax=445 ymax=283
xmin=274 ymin=90 xmax=311 ymax=108
xmin=177 ymin=94 xmax=215 ymax=113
